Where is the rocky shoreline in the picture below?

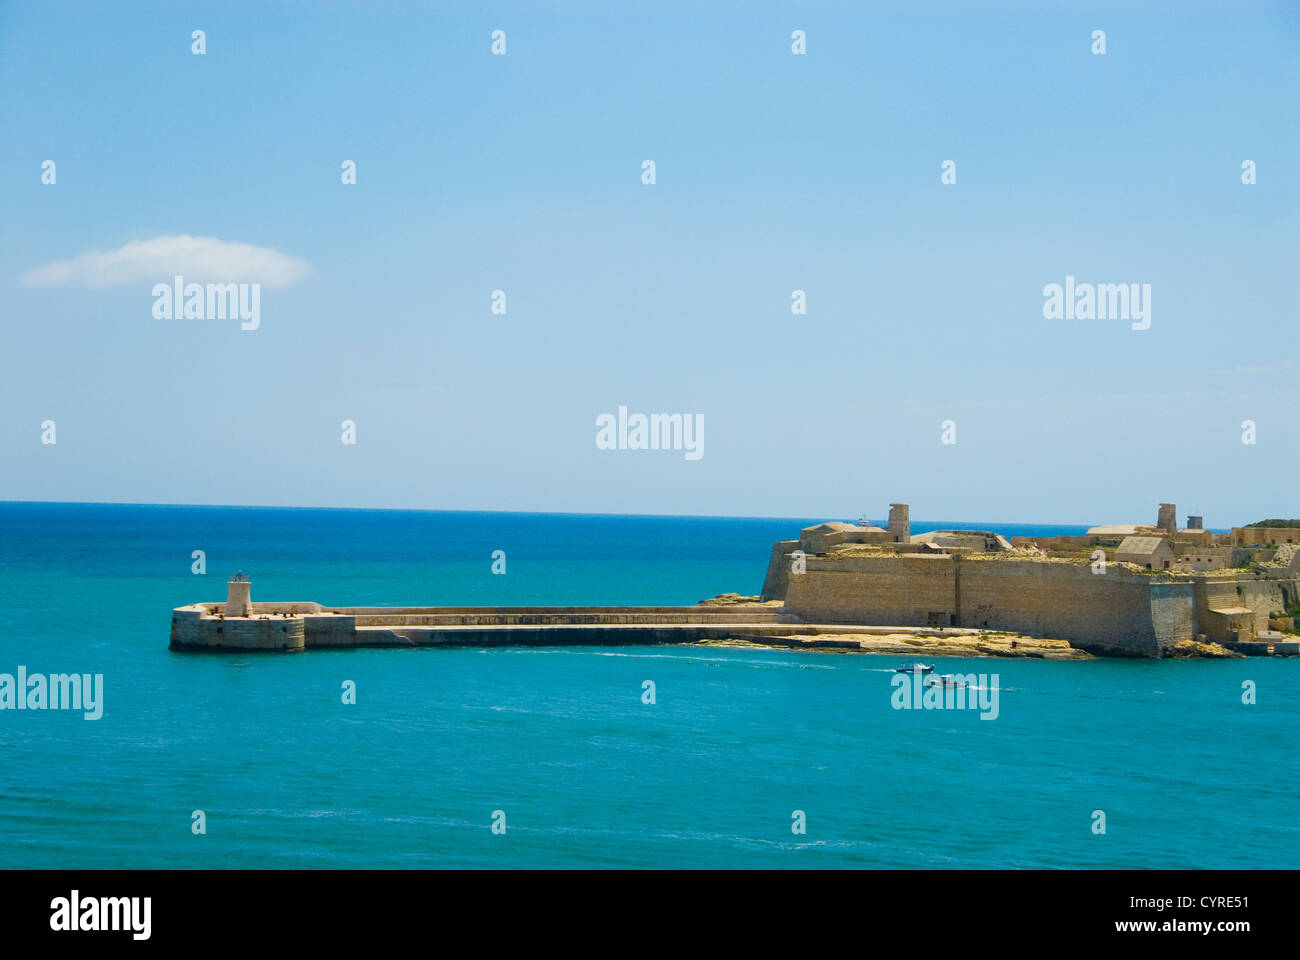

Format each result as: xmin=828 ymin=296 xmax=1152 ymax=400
xmin=696 ymin=595 xmax=1243 ymax=659
xmin=699 ymin=631 xmax=1091 ymax=659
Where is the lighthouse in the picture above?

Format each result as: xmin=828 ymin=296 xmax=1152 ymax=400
xmin=226 ymin=573 xmax=252 ymax=617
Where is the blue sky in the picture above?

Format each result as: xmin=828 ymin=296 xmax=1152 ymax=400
xmin=2 ymin=1 xmax=1297 ymax=526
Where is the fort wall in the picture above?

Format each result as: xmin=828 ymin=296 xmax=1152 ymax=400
xmin=760 ymin=540 xmax=800 ymax=602
xmin=782 ymin=555 xmax=1187 ymax=655
xmin=785 ymin=554 xmax=956 ymax=627
xmin=1192 ymin=575 xmax=1295 ymax=640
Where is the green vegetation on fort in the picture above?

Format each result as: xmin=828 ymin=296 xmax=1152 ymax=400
xmin=1246 ymin=519 xmax=1300 ymax=528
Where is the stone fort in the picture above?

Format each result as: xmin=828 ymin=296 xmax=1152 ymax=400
xmin=759 ymin=502 xmax=1300 ymax=657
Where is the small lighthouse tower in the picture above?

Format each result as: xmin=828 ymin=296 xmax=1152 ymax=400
xmin=226 ymin=573 xmax=252 ymax=617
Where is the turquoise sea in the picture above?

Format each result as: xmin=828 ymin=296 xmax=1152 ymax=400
xmin=0 ymin=502 xmax=1295 ymax=869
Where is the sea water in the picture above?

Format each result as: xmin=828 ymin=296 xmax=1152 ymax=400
xmin=0 ymin=502 xmax=1295 ymax=868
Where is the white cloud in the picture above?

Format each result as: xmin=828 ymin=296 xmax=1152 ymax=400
xmin=18 ymin=235 xmax=311 ymax=288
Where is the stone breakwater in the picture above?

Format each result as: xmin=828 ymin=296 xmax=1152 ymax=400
xmin=171 ymin=599 xmax=800 ymax=653
xmin=170 ymin=591 xmax=1097 ymax=657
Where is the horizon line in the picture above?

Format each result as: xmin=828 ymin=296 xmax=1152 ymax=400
xmin=0 ymin=497 xmax=1233 ymax=530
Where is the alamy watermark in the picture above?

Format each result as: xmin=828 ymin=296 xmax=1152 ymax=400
xmin=50 ymin=891 xmax=150 ymax=940
xmin=890 ymin=667 xmax=999 ymax=720
xmin=1042 ymin=275 xmax=1150 ymax=330
xmin=0 ymin=667 xmax=103 ymax=719
xmin=595 ymin=406 xmax=703 ymax=460
xmin=152 ymin=275 xmax=260 ymax=330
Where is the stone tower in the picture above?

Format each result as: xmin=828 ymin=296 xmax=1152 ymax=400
xmin=1157 ymin=503 xmax=1177 ymax=534
xmin=226 ymin=575 xmax=252 ymax=617
xmin=888 ymin=503 xmax=910 ymax=544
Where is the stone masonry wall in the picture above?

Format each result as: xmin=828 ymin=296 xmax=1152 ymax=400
xmin=783 ymin=555 xmax=1194 ymax=655
xmin=170 ymin=606 xmax=306 ymax=652
xmin=1193 ymin=576 xmax=1296 ymax=637
xmin=784 ymin=554 xmax=957 ymax=626
xmin=760 ymin=541 xmax=799 ymax=601
xmin=958 ymin=560 xmax=1189 ymax=655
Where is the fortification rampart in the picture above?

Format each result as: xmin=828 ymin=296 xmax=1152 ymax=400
xmin=781 ymin=555 xmax=1189 ymax=655
xmin=768 ymin=545 xmax=1300 ymax=655
xmin=760 ymin=540 xmax=800 ymax=601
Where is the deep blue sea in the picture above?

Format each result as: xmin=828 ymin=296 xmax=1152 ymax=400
xmin=0 ymin=502 xmax=1295 ymax=869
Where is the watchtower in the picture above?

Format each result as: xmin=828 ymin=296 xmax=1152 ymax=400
xmin=888 ymin=503 xmax=910 ymax=544
xmin=1157 ymin=503 xmax=1177 ymax=534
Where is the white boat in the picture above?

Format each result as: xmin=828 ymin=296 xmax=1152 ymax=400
xmin=928 ymin=673 xmax=966 ymax=688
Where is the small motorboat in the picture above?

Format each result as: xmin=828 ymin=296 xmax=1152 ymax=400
xmin=927 ymin=673 xmax=966 ymax=687
xmin=895 ymin=662 xmax=934 ymax=674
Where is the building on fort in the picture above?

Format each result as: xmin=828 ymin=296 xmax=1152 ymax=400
xmin=1231 ymin=525 xmax=1300 ymax=547
xmin=799 ymin=521 xmax=891 ymax=554
xmin=1114 ymin=536 xmax=1174 ymax=570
